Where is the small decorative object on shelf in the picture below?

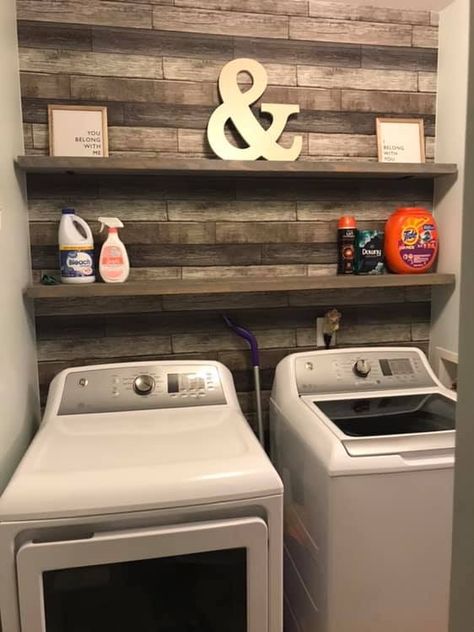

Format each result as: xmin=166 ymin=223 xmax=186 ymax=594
xmin=207 ymin=58 xmax=302 ymax=161
xmin=376 ymin=117 xmax=425 ymax=163
xmin=40 ymin=274 xmax=59 ymax=286
xmin=48 ymin=105 xmax=108 ymax=157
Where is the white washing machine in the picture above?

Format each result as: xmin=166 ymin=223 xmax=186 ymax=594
xmin=270 ymin=347 xmax=456 ymax=632
xmin=0 ymin=360 xmax=283 ymax=632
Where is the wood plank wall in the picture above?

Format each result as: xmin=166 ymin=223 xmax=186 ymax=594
xmin=17 ymin=0 xmax=438 ymax=427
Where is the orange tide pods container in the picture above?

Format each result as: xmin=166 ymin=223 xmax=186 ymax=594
xmin=385 ymin=207 xmax=438 ymax=274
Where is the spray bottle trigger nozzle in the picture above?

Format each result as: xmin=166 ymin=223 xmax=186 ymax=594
xmin=98 ymin=217 xmax=124 ymax=233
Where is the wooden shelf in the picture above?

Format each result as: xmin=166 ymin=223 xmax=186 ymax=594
xmin=21 ymin=156 xmax=456 ymax=305
xmin=16 ymin=156 xmax=457 ymax=179
xmin=27 ymin=274 xmax=455 ymax=299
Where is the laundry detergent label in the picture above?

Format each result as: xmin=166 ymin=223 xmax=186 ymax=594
xmin=60 ymin=246 xmax=95 ymax=278
xmin=399 ymin=219 xmax=437 ymax=270
xmin=101 ymin=245 xmax=125 ymax=280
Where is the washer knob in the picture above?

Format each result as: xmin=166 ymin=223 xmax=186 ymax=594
xmin=354 ymin=359 xmax=371 ymax=378
xmin=133 ymin=374 xmax=155 ymax=395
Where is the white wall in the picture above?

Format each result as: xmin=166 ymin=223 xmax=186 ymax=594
xmin=429 ymin=0 xmax=469 ymax=373
xmin=0 ymin=0 xmax=39 ymax=491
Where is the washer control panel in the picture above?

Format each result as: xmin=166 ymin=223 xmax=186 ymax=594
xmin=59 ymin=364 xmax=226 ymax=415
xmin=296 ymin=349 xmax=435 ymax=395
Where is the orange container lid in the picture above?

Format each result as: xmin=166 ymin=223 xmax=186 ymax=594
xmin=338 ymin=215 xmax=356 ymax=228
xmin=393 ymin=207 xmax=430 ymax=214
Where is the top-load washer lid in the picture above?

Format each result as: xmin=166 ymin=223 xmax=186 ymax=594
xmin=0 ymin=361 xmax=282 ymax=522
xmin=308 ymin=392 xmax=456 ymax=458
xmin=315 ymin=393 xmax=455 ymax=437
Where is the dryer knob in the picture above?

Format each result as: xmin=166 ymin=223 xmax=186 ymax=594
xmin=133 ymin=374 xmax=155 ymax=395
xmin=354 ymin=359 xmax=371 ymax=378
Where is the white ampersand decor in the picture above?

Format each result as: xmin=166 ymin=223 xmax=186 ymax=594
xmin=207 ymin=58 xmax=302 ymax=161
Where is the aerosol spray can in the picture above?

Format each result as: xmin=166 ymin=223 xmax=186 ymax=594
xmin=337 ymin=215 xmax=356 ymax=274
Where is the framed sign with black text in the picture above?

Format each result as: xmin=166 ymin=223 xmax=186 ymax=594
xmin=376 ymin=118 xmax=425 ymax=163
xmin=48 ymin=105 xmax=109 ymax=157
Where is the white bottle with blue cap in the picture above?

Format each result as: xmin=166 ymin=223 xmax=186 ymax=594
xmin=58 ymin=208 xmax=95 ymax=284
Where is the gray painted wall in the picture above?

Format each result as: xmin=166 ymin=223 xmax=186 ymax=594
xmin=0 ymin=0 xmax=39 ymax=491
xmin=449 ymin=3 xmax=474 ymax=628
xmin=430 ymin=0 xmax=468 ymax=376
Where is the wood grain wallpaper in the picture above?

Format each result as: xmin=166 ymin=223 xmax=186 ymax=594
xmin=17 ymin=0 xmax=438 ymax=426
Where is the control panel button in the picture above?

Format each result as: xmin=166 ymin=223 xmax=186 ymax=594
xmin=133 ymin=374 xmax=155 ymax=396
xmin=353 ymin=359 xmax=372 ymax=378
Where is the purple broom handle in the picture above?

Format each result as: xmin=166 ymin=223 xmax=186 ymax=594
xmin=222 ymin=315 xmax=260 ymax=367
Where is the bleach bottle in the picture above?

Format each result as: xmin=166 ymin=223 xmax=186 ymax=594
xmin=98 ymin=217 xmax=130 ymax=283
xmin=59 ymin=208 xmax=95 ymax=284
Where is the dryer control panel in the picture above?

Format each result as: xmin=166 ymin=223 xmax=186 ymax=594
xmin=296 ymin=349 xmax=436 ymax=395
xmin=58 ymin=364 xmax=226 ymax=415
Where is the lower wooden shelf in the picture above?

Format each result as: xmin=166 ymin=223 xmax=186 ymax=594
xmin=26 ymin=273 xmax=455 ymax=299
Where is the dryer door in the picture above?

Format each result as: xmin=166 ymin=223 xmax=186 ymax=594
xmin=16 ymin=517 xmax=268 ymax=632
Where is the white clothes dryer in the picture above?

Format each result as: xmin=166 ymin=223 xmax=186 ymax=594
xmin=270 ymin=347 xmax=456 ymax=632
xmin=0 ymin=360 xmax=283 ymax=632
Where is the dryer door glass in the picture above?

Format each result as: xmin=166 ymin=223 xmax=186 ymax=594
xmin=316 ymin=393 xmax=455 ymax=436
xmin=42 ymin=548 xmax=246 ymax=632
xmin=16 ymin=518 xmax=268 ymax=632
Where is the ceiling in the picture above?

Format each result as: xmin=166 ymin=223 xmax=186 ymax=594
xmin=332 ymin=0 xmax=453 ymax=9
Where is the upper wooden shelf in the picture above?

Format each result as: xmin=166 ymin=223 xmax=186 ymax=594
xmin=16 ymin=156 xmax=458 ymax=179
xmin=26 ymin=273 xmax=455 ymax=300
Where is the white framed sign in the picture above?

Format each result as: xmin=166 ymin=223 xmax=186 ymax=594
xmin=48 ymin=105 xmax=109 ymax=157
xmin=376 ymin=117 xmax=425 ymax=163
